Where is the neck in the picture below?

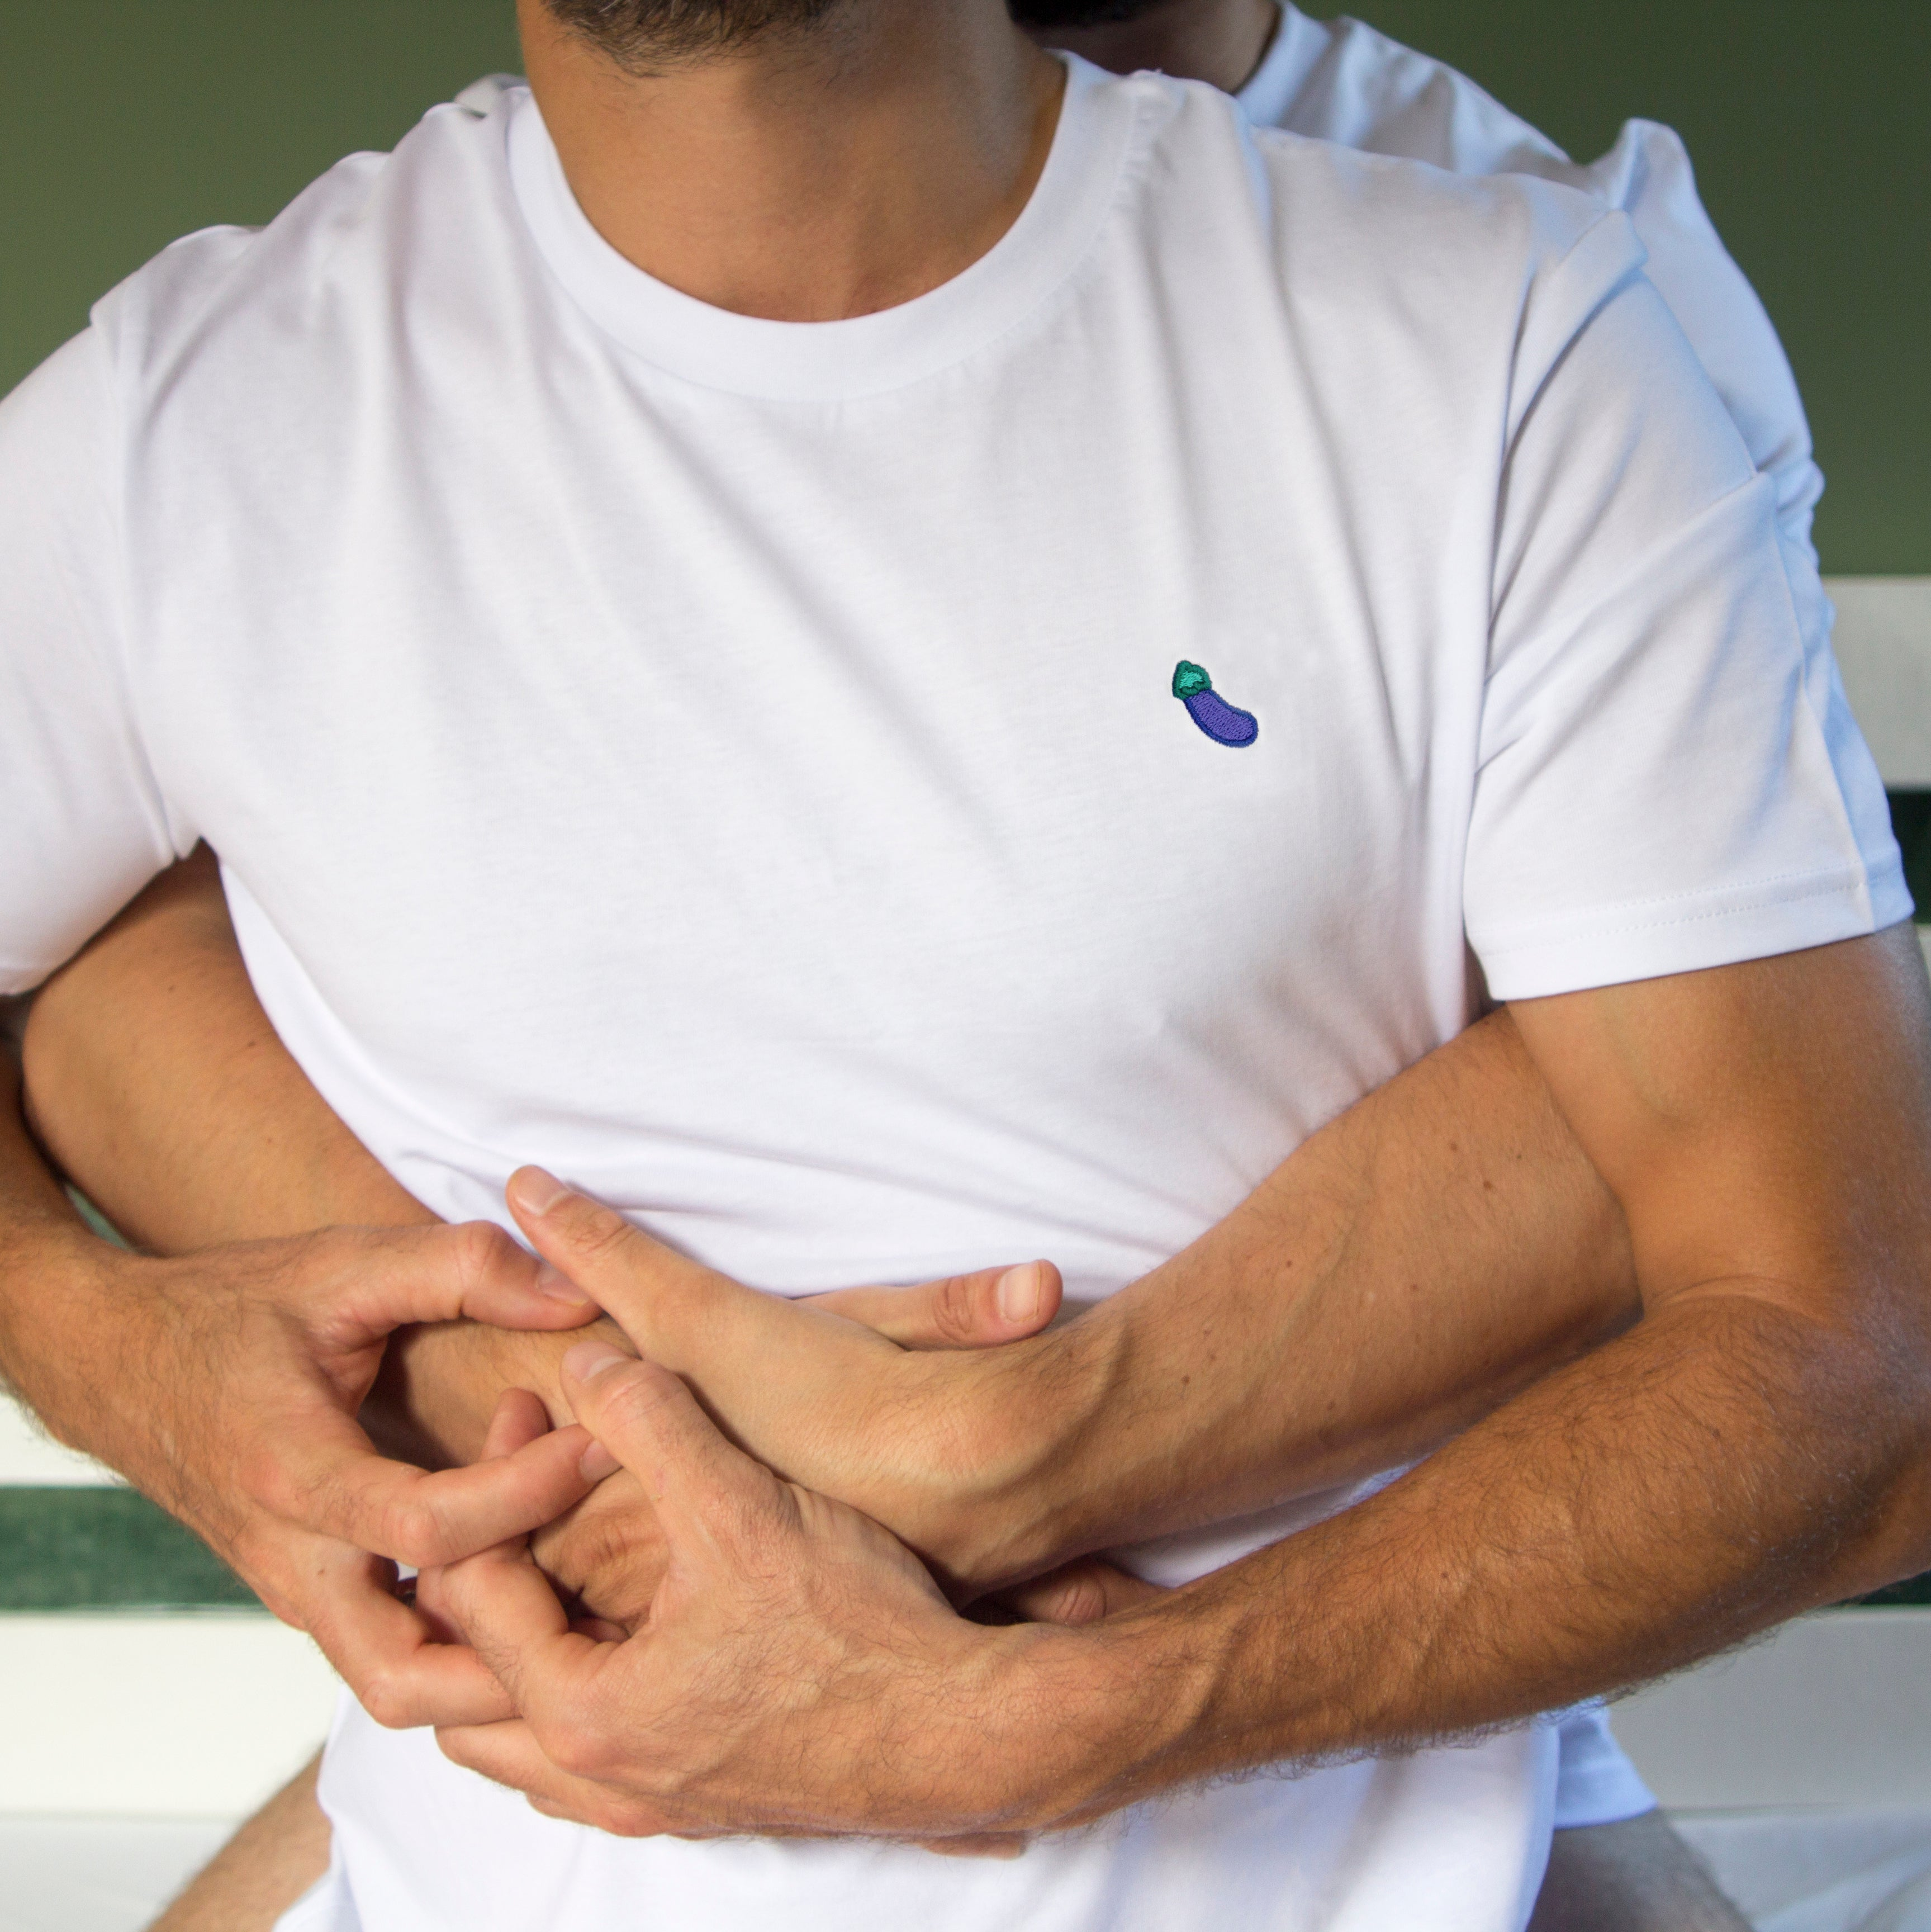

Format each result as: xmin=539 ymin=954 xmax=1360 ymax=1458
xmin=519 ymin=0 xmax=1064 ymax=323
xmin=1039 ymin=0 xmax=1280 ymax=97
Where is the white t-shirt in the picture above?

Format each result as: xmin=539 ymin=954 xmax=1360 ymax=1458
xmin=1241 ymin=7 xmax=1820 ymax=568
xmin=0 ymin=52 xmax=1904 ymax=1932
xmin=1231 ymin=6 xmax=1832 ymax=1833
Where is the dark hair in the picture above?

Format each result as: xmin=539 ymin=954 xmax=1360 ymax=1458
xmin=1007 ymin=0 xmax=1160 ymax=25
xmin=543 ymin=0 xmax=842 ymax=67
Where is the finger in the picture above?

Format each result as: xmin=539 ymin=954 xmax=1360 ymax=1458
xmin=560 ymin=1343 xmax=787 ymax=1556
xmin=503 ymin=1169 xmax=752 ymax=1349
xmin=434 ymin=1531 xmax=602 ymax=1719
xmin=313 ymin=1222 xmax=600 ymax=1357
xmin=273 ymin=1404 xmax=611 ymax=1568
xmin=412 ymin=1556 xmax=463 ymax=1646
xmin=400 ymin=1395 xmax=554 ymax=1645
xmin=438 ymin=1718 xmax=670 ymax=1836
xmin=480 ymin=1387 xmax=553 ymax=1462
xmin=999 ymin=1558 xmax=1163 ymax=1627
xmin=805 ymin=1260 xmax=1062 ymax=1349
xmin=306 ymin=1546 xmax=519 ymax=1729
xmin=529 ymin=1471 xmax=668 ymax=1632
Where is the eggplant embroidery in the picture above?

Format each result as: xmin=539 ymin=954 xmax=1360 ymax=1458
xmin=1173 ymin=661 xmax=1259 ymax=747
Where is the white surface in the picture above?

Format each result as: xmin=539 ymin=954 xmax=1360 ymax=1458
xmin=1616 ymin=1611 xmax=1931 ymax=1810
xmin=1830 ymin=579 xmax=1931 ymax=785
xmin=0 ymin=1391 xmax=119 ymax=1485
xmin=1680 ymin=1809 xmax=1931 ymax=1932
xmin=0 ymin=1615 xmax=336 ymax=1817
xmin=2 ymin=1811 xmax=1928 ymax=1932
xmin=0 ymin=1817 xmax=232 ymax=1932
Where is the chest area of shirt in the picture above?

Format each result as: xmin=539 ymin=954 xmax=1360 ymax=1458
xmin=133 ymin=365 xmax=1479 ymax=1079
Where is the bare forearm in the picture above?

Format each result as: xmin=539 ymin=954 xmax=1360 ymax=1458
xmin=0 ymin=1046 xmax=115 ymax=1427
xmin=27 ymin=860 xmax=1642 ymax=1569
xmin=0 ymin=1048 xmax=235 ymax=1516
xmin=23 ymin=849 xmax=430 ymax=1248
xmin=18 ymin=856 xmax=583 ymax=1468
xmin=1060 ymin=1284 xmax=1931 ymax=1812
xmin=955 ymin=1009 xmax=1635 ymax=1579
xmin=1041 ymin=935 xmax=1931 ymax=1813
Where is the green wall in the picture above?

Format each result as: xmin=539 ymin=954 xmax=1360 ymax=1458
xmin=1364 ymin=0 xmax=1929 ymax=574
xmin=2 ymin=1 xmax=1924 ymax=570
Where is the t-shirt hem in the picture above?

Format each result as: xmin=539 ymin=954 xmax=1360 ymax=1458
xmin=1477 ymin=860 xmax=1911 ymax=1002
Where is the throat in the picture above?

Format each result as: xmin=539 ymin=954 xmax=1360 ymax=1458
xmin=519 ymin=0 xmax=1068 ymax=321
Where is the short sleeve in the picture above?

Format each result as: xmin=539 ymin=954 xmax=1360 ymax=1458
xmin=1548 ymin=1702 xmax=1657 ymax=1830
xmin=0 ymin=330 xmax=185 ymax=992
xmin=1464 ymin=222 xmax=1908 ymax=1001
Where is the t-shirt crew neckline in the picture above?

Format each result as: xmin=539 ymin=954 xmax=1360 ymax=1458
xmin=506 ymin=53 xmax=1139 ymax=402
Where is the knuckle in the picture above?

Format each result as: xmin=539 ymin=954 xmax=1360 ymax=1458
xmin=546 ymin=1723 xmax=612 ymax=1783
xmin=591 ymin=1365 xmax=677 ymax=1436
xmin=606 ymin=1801 xmax=663 ymax=1838
xmin=575 ymin=1513 xmax=655 ymax=1584
xmin=385 ymin=1495 xmax=453 ymax=1566
xmin=447 ymin=1220 xmax=518 ymax=1289
xmin=1061 ymin=1576 xmax=1108 ymax=1625
xmin=241 ymin=1451 xmax=306 ymax=1523
xmin=357 ymin=1671 xmax=419 ymax=1731
xmin=1043 ymin=1565 xmax=1109 ymax=1626
xmin=564 ymin=1201 xmax=635 ymax=1263
xmin=933 ymin=1275 xmax=981 ymax=1345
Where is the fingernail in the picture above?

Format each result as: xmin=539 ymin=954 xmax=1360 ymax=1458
xmin=509 ymin=1167 xmax=572 ymax=1218
xmin=534 ymin=1261 xmax=591 ymax=1305
xmin=997 ymin=1263 xmax=1041 ymax=1327
xmin=562 ymin=1339 xmax=629 ymax=1384
xmin=580 ymin=1440 xmax=621 ymax=1483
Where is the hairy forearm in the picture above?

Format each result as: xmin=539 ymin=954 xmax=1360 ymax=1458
xmin=0 ymin=1044 xmax=211 ymax=1507
xmin=989 ymin=1008 xmax=1635 ymax=1575
xmin=1059 ymin=1283 xmax=1931 ymax=1811
xmin=22 ymin=850 xmax=430 ymax=1248
xmin=1036 ymin=935 xmax=1931 ymax=1814
xmin=26 ymin=858 xmax=1640 ymax=1570
xmin=0 ymin=1046 xmax=110 ymax=1416
xmin=17 ymin=855 xmax=599 ymax=1469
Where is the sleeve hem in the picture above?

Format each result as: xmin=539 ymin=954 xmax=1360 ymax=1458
xmin=1553 ymin=1782 xmax=1659 ymax=1831
xmin=1548 ymin=1702 xmax=1660 ymax=1830
xmin=1477 ymin=859 xmax=1911 ymax=1002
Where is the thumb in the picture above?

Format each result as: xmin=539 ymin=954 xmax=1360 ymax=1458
xmin=998 ymin=1558 xmax=1164 ymax=1627
xmin=322 ymin=1221 xmax=600 ymax=1351
xmin=560 ymin=1341 xmax=785 ymax=1558
xmin=505 ymin=1168 xmax=741 ymax=1353
xmin=804 ymin=1259 xmax=1062 ymax=1349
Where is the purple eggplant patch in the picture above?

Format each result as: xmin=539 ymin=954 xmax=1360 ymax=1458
xmin=1173 ymin=661 xmax=1258 ymax=747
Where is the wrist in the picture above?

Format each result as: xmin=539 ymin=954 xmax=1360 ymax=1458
xmin=366 ymin=1314 xmax=628 ymax=1467
xmin=917 ymin=1320 xmax=1122 ymax=1590
xmin=0 ymin=1214 xmax=124 ymax=1434
xmin=969 ymin=1603 xmax=1222 ymax=1831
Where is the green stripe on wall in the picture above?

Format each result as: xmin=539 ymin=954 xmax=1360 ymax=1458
xmin=0 ymin=1484 xmax=1923 ymax=1614
xmin=0 ymin=1488 xmax=260 ymax=1613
